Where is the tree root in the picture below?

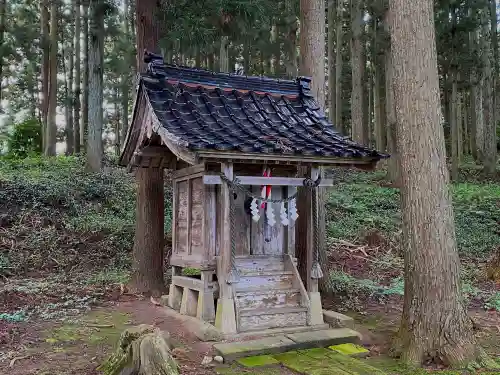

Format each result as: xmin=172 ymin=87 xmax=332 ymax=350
xmin=392 ymin=330 xmax=500 ymax=371
xmin=98 ymin=324 xmax=179 ymax=375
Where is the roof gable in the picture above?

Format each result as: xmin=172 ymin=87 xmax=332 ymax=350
xmin=121 ymin=54 xmax=388 ymax=167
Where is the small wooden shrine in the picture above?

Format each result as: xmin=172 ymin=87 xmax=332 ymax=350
xmin=120 ymin=53 xmax=386 ymax=336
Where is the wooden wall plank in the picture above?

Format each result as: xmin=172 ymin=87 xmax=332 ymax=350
xmin=234 ymin=189 xmax=251 ymax=256
xmin=177 ymin=180 xmax=188 ymax=254
xmin=250 ymin=186 xmax=264 ymax=255
xmin=204 ymin=184 xmax=217 ymax=261
xmin=172 ymin=164 xmax=205 ymax=180
xmin=250 ymin=186 xmax=284 ymax=255
xmin=186 ymin=179 xmax=192 ymax=255
xmin=172 ymin=181 xmax=178 ymax=255
xmin=286 ymin=186 xmax=297 ymax=257
xmin=190 ymin=177 xmax=204 ymax=257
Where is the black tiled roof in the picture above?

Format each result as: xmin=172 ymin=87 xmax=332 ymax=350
xmin=140 ymin=57 xmax=387 ymax=161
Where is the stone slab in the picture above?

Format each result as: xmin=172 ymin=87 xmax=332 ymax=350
xmin=214 ymin=336 xmax=296 ymax=362
xmin=299 ymin=347 xmax=334 ymax=359
xmin=236 ymin=355 xmax=280 ymax=367
xmin=323 ymin=310 xmax=355 ymax=329
xmin=329 ymin=343 xmax=369 ymax=358
xmin=285 ymin=328 xmax=361 ymax=349
xmin=274 ymin=350 xmax=387 ymax=375
xmin=327 ymin=353 xmax=387 ymax=375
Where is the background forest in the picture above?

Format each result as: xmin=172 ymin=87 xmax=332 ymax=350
xmin=0 ymin=0 xmax=499 ymax=374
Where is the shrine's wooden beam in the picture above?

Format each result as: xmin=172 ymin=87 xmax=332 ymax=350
xmin=202 ymin=175 xmax=335 ymax=187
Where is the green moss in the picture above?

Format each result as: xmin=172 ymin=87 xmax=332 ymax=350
xmin=329 ymin=343 xmax=369 ymax=357
xmin=299 ymin=348 xmax=333 ymax=359
xmin=237 ymin=355 xmax=279 ymax=367
xmin=44 ymin=309 xmax=131 ymax=350
xmin=216 ymin=364 xmax=283 ymax=375
xmin=182 ymin=267 xmax=201 ymax=276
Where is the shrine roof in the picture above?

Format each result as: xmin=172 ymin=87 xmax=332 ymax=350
xmin=120 ymin=54 xmax=388 ymax=167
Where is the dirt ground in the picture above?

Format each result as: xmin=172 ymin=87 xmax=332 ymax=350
xmin=1 ymin=240 xmax=499 ymax=375
xmin=1 ymin=292 xmax=221 ymax=375
xmin=1 ymin=289 xmax=499 ymax=375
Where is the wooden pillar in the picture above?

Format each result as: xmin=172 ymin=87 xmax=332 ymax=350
xmin=214 ymin=162 xmax=237 ymax=334
xmin=308 ymin=166 xmax=324 ymax=325
xmin=296 ymin=166 xmax=324 ymax=326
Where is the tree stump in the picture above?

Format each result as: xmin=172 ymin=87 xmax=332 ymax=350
xmin=98 ymin=324 xmax=179 ymax=375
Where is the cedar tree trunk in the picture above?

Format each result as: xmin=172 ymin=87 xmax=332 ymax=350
xmin=131 ymin=0 xmax=165 ymax=296
xmin=389 ymin=0 xmax=498 ymax=368
xmin=297 ymin=0 xmax=326 ymax=292
xmin=74 ymin=0 xmax=81 ymax=153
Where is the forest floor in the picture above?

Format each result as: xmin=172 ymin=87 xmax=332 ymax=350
xmin=1 ymin=156 xmax=499 ymax=374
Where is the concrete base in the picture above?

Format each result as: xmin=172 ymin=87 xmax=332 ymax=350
xmin=196 ymin=291 xmax=216 ymax=323
xmin=308 ymin=291 xmax=324 ymax=326
xmin=168 ymin=284 xmax=182 ymax=310
xmin=161 ymin=306 xmax=224 ymax=342
xmin=214 ymin=328 xmax=362 ymax=362
xmin=214 ymin=298 xmax=237 ymax=335
xmin=323 ymin=310 xmax=355 ymax=329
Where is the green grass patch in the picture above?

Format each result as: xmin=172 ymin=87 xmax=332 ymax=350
xmin=327 ymin=174 xmax=500 ymax=257
xmin=87 ymin=267 xmax=131 ymax=285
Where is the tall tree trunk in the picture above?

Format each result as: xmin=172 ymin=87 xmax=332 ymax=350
xmin=389 ymin=0 xmax=497 ymax=367
xmin=372 ymin=10 xmax=385 ymax=151
xmin=219 ymin=36 xmax=229 ymax=72
xmin=136 ymin=0 xmax=160 ymax=71
xmin=489 ymin=0 xmax=498 ymax=139
xmin=299 ymin=0 xmax=325 ymax=106
xmin=81 ymin=1 xmax=89 ymax=149
xmin=384 ymin=10 xmax=400 ymax=184
xmin=328 ymin=0 xmax=336 ymax=122
xmin=65 ymin=15 xmax=75 ymax=155
xmin=362 ymin=27 xmax=370 ymax=144
xmin=0 ymin=0 xmax=6 ymax=112
xmin=243 ymin=40 xmax=251 ymax=74
xmin=120 ymin=0 xmax=130 ymax=149
xmin=335 ymin=0 xmax=343 ymax=131
xmin=74 ymin=0 xmax=81 ymax=153
xmin=40 ymin=0 xmax=50 ymax=150
xmin=298 ymin=0 xmax=327 ymax=297
xmin=470 ymin=27 xmax=484 ymax=162
xmin=482 ymin=6 xmax=496 ymax=176
xmin=45 ymin=0 xmax=58 ymax=156
xmin=114 ymin=87 xmax=120 ymax=155
xmin=463 ymin=92 xmax=469 ymax=156
xmin=86 ymin=0 xmax=104 ymax=171
xmin=132 ymin=0 xmax=165 ymax=296
xmin=350 ymin=0 xmax=366 ymax=144
xmin=457 ymin=91 xmax=463 ymax=162
xmin=132 ymin=167 xmax=165 ymax=296
xmin=284 ymin=0 xmax=298 ymax=78
xmin=450 ymin=75 xmax=459 ymax=181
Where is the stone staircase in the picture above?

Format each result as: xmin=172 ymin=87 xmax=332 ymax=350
xmin=234 ymin=256 xmax=308 ymax=333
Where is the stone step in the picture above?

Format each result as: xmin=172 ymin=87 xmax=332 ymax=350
xmin=235 ymin=272 xmax=294 ymax=291
xmin=238 ymin=306 xmax=307 ymax=332
xmin=235 ymin=288 xmax=301 ymax=310
xmin=214 ymin=328 xmax=362 ymax=362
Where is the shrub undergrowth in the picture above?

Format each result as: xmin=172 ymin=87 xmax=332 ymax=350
xmin=327 ymin=169 xmax=500 ymax=258
xmin=0 ymin=156 xmax=172 ymax=276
